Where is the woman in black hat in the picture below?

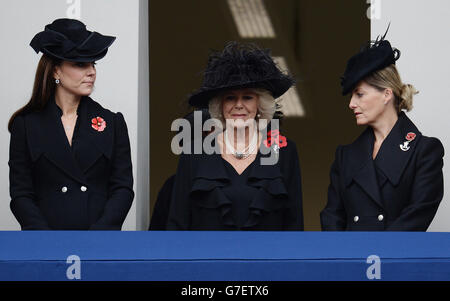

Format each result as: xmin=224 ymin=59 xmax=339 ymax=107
xmin=8 ymin=19 xmax=134 ymax=230
xmin=320 ymin=34 xmax=444 ymax=231
xmin=166 ymin=42 xmax=304 ymax=230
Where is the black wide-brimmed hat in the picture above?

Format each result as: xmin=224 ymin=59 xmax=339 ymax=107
xmin=188 ymin=42 xmax=295 ymax=108
xmin=341 ymin=29 xmax=400 ymax=95
xmin=30 ymin=18 xmax=116 ymax=62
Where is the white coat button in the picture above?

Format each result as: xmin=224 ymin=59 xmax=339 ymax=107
xmin=378 ymin=214 xmax=384 ymax=221
xmin=80 ymin=186 xmax=87 ymax=192
xmin=353 ymin=216 xmax=359 ymax=222
xmin=61 ymin=186 xmax=68 ymax=193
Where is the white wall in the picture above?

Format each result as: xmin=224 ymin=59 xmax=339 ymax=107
xmin=0 ymin=0 xmax=149 ymax=230
xmin=371 ymin=0 xmax=450 ymax=231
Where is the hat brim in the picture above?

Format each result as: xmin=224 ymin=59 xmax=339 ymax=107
xmin=188 ymin=77 xmax=294 ymax=108
xmin=341 ymin=40 xmax=398 ymax=95
xmin=341 ymin=58 xmax=394 ymax=95
xmin=42 ymin=34 xmax=116 ymax=62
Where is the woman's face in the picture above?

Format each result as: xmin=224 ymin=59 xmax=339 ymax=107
xmin=349 ymin=81 xmax=392 ymax=126
xmin=54 ymin=61 xmax=96 ymax=97
xmin=221 ymin=89 xmax=259 ymax=124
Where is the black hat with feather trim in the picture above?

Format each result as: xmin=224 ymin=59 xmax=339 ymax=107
xmin=188 ymin=42 xmax=295 ymax=108
xmin=30 ymin=18 xmax=116 ymax=62
xmin=341 ymin=24 xmax=401 ymax=95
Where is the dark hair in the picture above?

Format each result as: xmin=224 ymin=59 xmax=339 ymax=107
xmin=8 ymin=55 xmax=62 ymax=132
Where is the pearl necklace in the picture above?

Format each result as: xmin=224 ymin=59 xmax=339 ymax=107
xmin=224 ymin=130 xmax=259 ymax=160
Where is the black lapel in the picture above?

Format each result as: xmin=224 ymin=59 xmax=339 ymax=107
xmin=374 ymin=112 xmax=421 ymax=186
xmin=27 ymin=98 xmax=87 ymax=184
xmin=75 ymin=97 xmax=113 ymax=173
xmin=192 ymin=139 xmax=283 ymax=183
xmin=344 ymin=127 xmax=384 ymax=208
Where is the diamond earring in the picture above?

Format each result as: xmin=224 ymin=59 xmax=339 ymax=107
xmin=55 ymin=79 xmax=60 ymax=84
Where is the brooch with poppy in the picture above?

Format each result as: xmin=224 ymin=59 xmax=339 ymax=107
xmin=405 ymin=132 xmax=416 ymax=141
xmin=91 ymin=116 xmax=106 ymax=132
xmin=263 ymin=129 xmax=287 ymax=153
xmin=400 ymin=132 xmax=416 ymax=152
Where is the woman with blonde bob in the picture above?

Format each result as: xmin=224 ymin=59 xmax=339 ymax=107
xmin=321 ymin=34 xmax=444 ymax=231
xmin=166 ymin=42 xmax=304 ymax=230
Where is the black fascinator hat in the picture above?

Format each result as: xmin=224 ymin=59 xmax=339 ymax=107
xmin=188 ymin=42 xmax=295 ymax=108
xmin=341 ymin=25 xmax=400 ymax=95
xmin=30 ymin=18 xmax=116 ymax=62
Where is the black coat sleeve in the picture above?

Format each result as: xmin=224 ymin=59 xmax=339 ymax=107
xmin=282 ymin=141 xmax=304 ymax=230
xmin=320 ymin=146 xmax=347 ymax=231
xmin=9 ymin=115 xmax=51 ymax=230
xmin=386 ymin=137 xmax=444 ymax=231
xmin=90 ymin=112 xmax=134 ymax=230
xmin=149 ymin=174 xmax=176 ymax=230
xmin=166 ymin=153 xmax=192 ymax=230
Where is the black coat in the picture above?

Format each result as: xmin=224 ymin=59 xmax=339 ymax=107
xmin=166 ymin=137 xmax=304 ymax=230
xmin=321 ymin=112 xmax=444 ymax=231
xmin=149 ymin=174 xmax=175 ymax=230
xmin=9 ymin=97 xmax=134 ymax=230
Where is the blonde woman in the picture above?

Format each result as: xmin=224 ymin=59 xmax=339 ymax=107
xmin=321 ymin=36 xmax=444 ymax=231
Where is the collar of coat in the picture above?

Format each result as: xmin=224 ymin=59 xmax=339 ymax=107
xmin=26 ymin=96 xmax=114 ymax=184
xmin=343 ymin=112 xmax=421 ymax=205
xmin=191 ymin=140 xmax=284 ymax=183
xmin=187 ymin=139 xmax=289 ymax=228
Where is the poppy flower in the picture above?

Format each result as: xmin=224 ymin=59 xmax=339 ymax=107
xmin=263 ymin=137 xmax=272 ymax=148
xmin=269 ymin=129 xmax=280 ymax=139
xmin=405 ymin=132 xmax=416 ymax=141
xmin=92 ymin=116 xmax=106 ymax=132
xmin=263 ymin=129 xmax=288 ymax=149
xmin=278 ymin=135 xmax=287 ymax=148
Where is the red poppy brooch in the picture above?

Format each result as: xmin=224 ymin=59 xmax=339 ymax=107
xmin=400 ymin=132 xmax=416 ymax=152
xmin=91 ymin=116 xmax=106 ymax=132
xmin=263 ymin=129 xmax=287 ymax=153
xmin=406 ymin=132 xmax=416 ymax=141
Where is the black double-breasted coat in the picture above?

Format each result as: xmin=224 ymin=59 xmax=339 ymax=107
xmin=321 ymin=112 xmax=444 ymax=231
xmin=9 ymin=97 xmax=134 ymax=230
xmin=166 ymin=137 xmax=304 ymax=230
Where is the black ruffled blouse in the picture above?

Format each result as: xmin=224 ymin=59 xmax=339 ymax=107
xmin=166 ymin=137 xmax=304 ymax=230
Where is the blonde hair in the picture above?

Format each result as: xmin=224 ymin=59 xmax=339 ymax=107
xmin=208 ymin=88 xmax=276 ymax=127
xmin=364 ymin=64 xmax=418 ymax=113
